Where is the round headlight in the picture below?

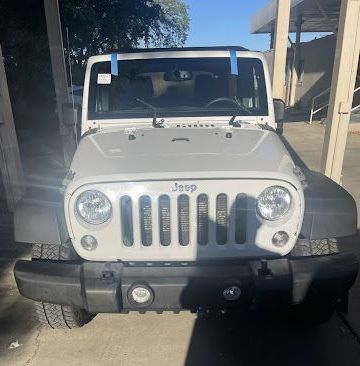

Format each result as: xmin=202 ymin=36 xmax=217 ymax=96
xmin=76 ymin=190 xmax=112 ymax=225
xmin=257 ymin=186 xmax=292 ymax=221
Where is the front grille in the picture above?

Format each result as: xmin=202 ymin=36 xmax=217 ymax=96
xmin=178 ymin=194 xmax=190 ymax=246
xmin=235 ymin=194 xmax=247 ymax=244
xmin=216 ymin=194 xmax=228 ymax=245
xmin=120 ymin=196 xmax=134 ymax=247
xmin=139 ymin=195 xmax=152 ymax=246
xmin=120 ymin=193 xmax=248 ymax=247
xmin=197 ymin=194 xmax=209 ymax=245
xmin=159 ymin=195 xmax=171 ymax=246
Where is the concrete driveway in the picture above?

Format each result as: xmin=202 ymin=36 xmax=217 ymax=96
xmin=1 ymin=122 xmax=360 ymax=366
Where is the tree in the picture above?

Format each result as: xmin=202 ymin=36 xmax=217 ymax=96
xmin=60 ymin=0 xmax=190 ymax=83
xmin=151 ymin=0 xmax=189 ymax=47
xmin=0 ymin=0 xmax=190 ymax=126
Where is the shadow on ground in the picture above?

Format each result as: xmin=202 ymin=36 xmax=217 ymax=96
xmin=184 ymin=230 xmax=360 ymax=366
xmin=184 ymin=311 xmax=360 ymax=366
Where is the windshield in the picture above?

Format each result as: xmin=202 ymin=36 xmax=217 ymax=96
xmin=88 ymin=57 xmax=268 ymax=120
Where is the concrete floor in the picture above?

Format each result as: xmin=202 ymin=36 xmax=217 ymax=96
xmin=1 ymin=122 xmax=360 ymax=366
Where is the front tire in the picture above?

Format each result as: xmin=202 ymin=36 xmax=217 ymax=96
xmin=289 ymin=238 xmax=340 ymax=325
xmin=291 ymin=238 xmax=339 ymax=257
xmin=32 ymin=243 xmax=94 ymax=329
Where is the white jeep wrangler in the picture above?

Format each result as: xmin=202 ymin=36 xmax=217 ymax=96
xmin=14 ymin=47 xmax=358 ymax=328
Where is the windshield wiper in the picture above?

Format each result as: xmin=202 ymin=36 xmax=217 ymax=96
xmin=134 ymin=98 xmax=164 ymax=128
xmin=228 ymin=97 xmax=253 ymax=126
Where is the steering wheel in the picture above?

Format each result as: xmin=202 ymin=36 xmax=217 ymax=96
xmin=205 ymin=97 xmax=251 ymax=114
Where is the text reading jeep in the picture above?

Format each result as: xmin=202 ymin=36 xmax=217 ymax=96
xmin=14 ymin=47 xmax=358 ymax=328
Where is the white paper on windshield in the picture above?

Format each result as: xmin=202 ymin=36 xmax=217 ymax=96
xmin=97 ymin=73 xmax=111 ymax=85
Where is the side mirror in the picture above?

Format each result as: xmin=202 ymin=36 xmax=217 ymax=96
xmin=62 ymin=103 xmax=81 ymax=127
xmin=273 ymin=99 xmax=285 ymax=135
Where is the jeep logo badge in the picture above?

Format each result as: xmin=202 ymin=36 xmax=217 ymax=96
xmin=170 ymin=183 xmax=197 ymax=193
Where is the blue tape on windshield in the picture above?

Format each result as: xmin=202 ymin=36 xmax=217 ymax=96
xmin=230 ymin=49 xmax=238 ymax=75
xmin=111 ymin=53 xmax=118 ymax=76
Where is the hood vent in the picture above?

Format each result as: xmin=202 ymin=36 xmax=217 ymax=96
xmin=176 ymin=123 xmax=216 ymax=128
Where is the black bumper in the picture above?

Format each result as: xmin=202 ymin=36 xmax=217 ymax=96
xmin=14 ymin=253 xmax=358 ymax=313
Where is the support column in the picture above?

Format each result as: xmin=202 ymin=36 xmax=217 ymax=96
xmin=44 ymin=0 xmax=75 ymax=167
xmin=321 ymin=0 xmax=360 ymax=184
xmin=272 ymin=0 xmax=291 ymax=100
xmin=289 ymin=15 xmax=303 ymax=106
xmin=270 ymin=26 xmax=275 ymax=50
xmin=0 ymin=43 xmax=24 ymax=211
xmin=285 ymin=37 xmax=294 ymax=106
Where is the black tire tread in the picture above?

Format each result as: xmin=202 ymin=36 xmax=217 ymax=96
xmin=32 ymin=242 xmax=93 ymax=329
xmin=291 ymin=238 xmax=339 ymax=257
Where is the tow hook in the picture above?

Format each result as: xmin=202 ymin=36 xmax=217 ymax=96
xmin=101 ymin=263 xmax=116 ymax=281
xmin=101 ymin=270 xmax=115 ymax=280
xmin=258 ymin=259 xmax=272 ymax=278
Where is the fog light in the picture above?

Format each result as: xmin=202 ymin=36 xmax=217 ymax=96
xmin=223 ymin=285 xmax=242 ymax=301
xmin=272 ymin=231 xmax=289 ymax=247
xmin=129 ymin=284 xmax=154 ymax=307
xmin=80 ymin=235 xmax=98 ymax=251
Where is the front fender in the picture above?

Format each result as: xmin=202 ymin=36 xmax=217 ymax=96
xmin=14 ymin=198 xmax=69 ymax=245
xmin=301 ymin=170 xmax=357 ymax=240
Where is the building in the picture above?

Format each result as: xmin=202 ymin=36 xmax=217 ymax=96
xmin=251 ymin=0 xmax=360 ymax=183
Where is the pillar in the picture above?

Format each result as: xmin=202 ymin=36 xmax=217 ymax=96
xmin=0 ymin=43 xmax=24 ymax=211
xmin=289 ymin=15 xmax=303 ymax=106
xmin=44 ymin=0 xmax=75 ymax=167
xmin=272 ymin=0 xmax=291 ymax=100
xmin=321 ymin=0 xmax=360 ymax=184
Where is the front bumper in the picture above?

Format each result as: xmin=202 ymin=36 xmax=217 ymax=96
xmin=14 ymin=253 xmax=358 ymax=313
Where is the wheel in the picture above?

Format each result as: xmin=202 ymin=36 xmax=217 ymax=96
xmin=32 ymin=242 xmax=95 ymax=329
xmin=289 ymin=238 xmax=339 ymax=325
xmin=291 ymin=238 xmax=339 ymax=257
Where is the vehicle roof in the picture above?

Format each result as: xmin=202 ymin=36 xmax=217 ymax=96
xmin=87 ymin=47 xmax=264 ymax=65
xmin=102 ymin=46 xmax=249 ymax=55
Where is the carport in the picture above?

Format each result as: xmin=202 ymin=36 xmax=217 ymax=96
xmin=252 ymin=0 xmax=360 ymax=184
xmin=0 ymin=0 xmax=70 ymax=214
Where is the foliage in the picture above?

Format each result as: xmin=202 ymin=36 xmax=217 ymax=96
xmin=61 ymin=0 xmax=190 ymax=82
xmin=0 ymin=0 xmax=190 ymax=117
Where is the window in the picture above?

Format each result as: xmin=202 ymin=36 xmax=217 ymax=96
xmin=88 ymin=57 xmax=268 ymax=119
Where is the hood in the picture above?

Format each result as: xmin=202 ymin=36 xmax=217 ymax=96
xmin=67 ymin=127 xmax=300 ymax=189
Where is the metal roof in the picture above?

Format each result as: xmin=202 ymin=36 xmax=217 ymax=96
xmin=251 ymin=0 xmax=341 ymax=34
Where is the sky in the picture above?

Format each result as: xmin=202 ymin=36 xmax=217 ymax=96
xmin=184 ymin=0 xmax=330 ymax=51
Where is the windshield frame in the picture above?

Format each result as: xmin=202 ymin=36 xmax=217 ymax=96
xmin=82 ymin=50 xmax=275 ymax=130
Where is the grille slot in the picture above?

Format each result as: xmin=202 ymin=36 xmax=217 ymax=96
xmin=159 ymin=195 xmax=171 ymax=246
xmin=197 ymin=194 xmax=209 ymax=245
xmin=140 ymin=195 xmax=152 ymax=246
xmin=178 ymin=194 xmax=190 ymax=246
xmin=121 ymin=196 xmax=134 ymax=247
xmin=216 ymin=194 xmax=228 ymax=245
xmin=235 ymin=194 xmax=247 ymax=244
xmin=120 ymin=191 xmax=248 ymax=248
